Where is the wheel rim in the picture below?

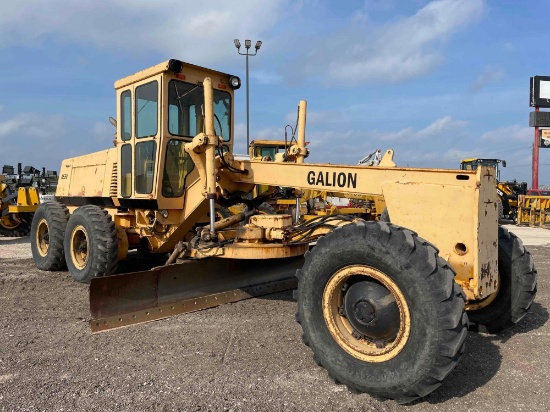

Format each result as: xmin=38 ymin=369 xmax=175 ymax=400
xmin=1 ymin=215 xmax=21 ymax=230
xmin=322 ymin=265 xmax=411 ymax=362
xmin=36 ymin=218 xmax=50 ymax=257
xmin=70 ymin=225 xmax=89 ymax=270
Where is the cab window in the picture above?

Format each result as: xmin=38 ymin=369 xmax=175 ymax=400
xmin=136 ymin=81 xmax=158 ymax=138
xmin=168 ymin=80 xmax=231 ymax=141
xmin=120 ymin=90 xmax=132 ymax=141
xmin=135 ymin=141 xmax=156 ymax=194
xmin=162 ymin=139 xmax=194 ymax=197
xmin=120 ymin=144 xmax=132 ymax=197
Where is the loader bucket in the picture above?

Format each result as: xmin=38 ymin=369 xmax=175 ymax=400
xmin=89 ymin=256 xmax=304 ymax=333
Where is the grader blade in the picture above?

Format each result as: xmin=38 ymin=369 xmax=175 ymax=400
xmin=89 ymin=256 xmax=303 ymax=333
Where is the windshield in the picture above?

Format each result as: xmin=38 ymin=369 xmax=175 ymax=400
xmin=463 ymin=161 xmax=499 ymax=171
xmin=168 ymin=80 xmax=231 ymax=141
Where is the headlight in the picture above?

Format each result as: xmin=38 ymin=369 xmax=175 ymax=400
xmin=168 ymin=59 xmax=183 ymax=73
xmin=229 ymin=76 xmax=241 ymax=90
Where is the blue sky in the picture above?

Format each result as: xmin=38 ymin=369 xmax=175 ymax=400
xmin=0 ymin=0 xmax=548 ymax=185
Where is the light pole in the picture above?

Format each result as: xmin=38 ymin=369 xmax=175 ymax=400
xmin=234 ymin=39 xmax=262 ymax=150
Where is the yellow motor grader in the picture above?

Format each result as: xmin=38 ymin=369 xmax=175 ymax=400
xmin=30 ymin=59 xmax=537 ymax=404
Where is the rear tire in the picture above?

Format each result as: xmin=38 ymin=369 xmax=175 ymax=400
xmin=295 ymin=221 xmax=467 ymax=403
xmin=31 ymin=202 xmax=69 ymax=270
xmin=64 ymin=205 xmax=118 ymax=283
xmin=467 ymin=226 xmax=537 ymax=333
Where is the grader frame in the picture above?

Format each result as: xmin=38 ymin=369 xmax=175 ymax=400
xmin=30 ymin=59 xmax=536 ymax=403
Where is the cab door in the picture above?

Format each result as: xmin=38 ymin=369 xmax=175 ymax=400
xmin=117 ymin=75 xmax=162 ymax=205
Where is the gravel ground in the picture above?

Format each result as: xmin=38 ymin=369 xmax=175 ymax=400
xmin=0 ymin=225 xmax=549 ymax=411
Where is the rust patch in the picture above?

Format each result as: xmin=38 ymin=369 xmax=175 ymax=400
xmin=480 ymin=262 xmax=491 ymax=280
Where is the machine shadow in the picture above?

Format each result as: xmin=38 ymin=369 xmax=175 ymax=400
xmin=496 ymin=301 xmax=549 ymax=342
xmin=116 ymin=252 xmax=170 ymax=274
xmin=423 ymin=302 xmax=548 ymax=404
xmin=257 ymin=289 xmax=296 ymax=303
xmin=0 ymin=235 xmax=31 ymax=246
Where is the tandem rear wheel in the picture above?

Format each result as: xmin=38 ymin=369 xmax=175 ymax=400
xmin=64 ymin=205 xmax=119 ymax=283
xmin=467 ymin=226 xmax=537 ymax=333
xmin=294 ymin=221 xmax=467 ymax=403
xmin=31 ymin=201 xmax=69 ymax=271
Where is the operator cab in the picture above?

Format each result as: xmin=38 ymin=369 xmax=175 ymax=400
xmin=460 ymin=158 xmax=506 ymax=181
xmin=113 ymin=59 xmax=241 ymax=207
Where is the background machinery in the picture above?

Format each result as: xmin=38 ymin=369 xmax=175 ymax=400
xmin=30 ymin=60 xmax=537 ymax=403
xmin=460 ymin=158 xmax=527 ymax=222
xmin=248 ymin=141 xmax=388 ymax=219
xmin=1 ymin=164 xmax=57 ymax=237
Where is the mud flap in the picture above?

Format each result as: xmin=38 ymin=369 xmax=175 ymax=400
xmin=90 ymin=256 xmax=303 ymax=333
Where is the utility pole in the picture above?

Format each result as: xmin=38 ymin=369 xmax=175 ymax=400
xmin=234 ymin=39 xmax=262 ymax=149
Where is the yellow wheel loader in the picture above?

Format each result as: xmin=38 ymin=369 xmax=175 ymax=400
xmin=30 ymin=60 xmax=537 ymax=403
xmin=0 ymin=175 xmax=34 ymax=237
xmin=460 ymin=158 xmax=527 ymax=222
xmin=1 ymin=164 xmax=56 ymax=237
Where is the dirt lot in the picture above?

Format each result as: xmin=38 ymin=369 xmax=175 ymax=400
xmin=0 ymin=226 xmax=549 ymax=411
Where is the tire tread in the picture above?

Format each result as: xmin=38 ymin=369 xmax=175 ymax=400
xmin=294 ymin=221 xmax=467 ymax=403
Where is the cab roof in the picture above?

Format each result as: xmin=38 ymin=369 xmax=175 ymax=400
xmin=460 ymin=158 xmax=503 ymax=163
xmin=114 ymin=59 xmax=235 ymax=90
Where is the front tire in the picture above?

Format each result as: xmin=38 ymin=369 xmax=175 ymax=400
xmin=467 ymin=226 xmax=537 ymax=333
xmin=295 ymin=221 xmax=467 ymax=403
xmin=64 ymin=205 xmax=118 ymax=283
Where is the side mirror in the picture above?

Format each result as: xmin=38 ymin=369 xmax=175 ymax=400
xmin=109 ymin=117 xmax=117 ymax=128
xmin=502 ymin=160 xmax=507 ymax=167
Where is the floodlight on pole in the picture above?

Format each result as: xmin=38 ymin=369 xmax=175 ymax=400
xmin=234 ymin=38 xmax=262 ymax=149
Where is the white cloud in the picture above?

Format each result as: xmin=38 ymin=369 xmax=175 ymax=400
xmin=296 ymin=0 xmax=484 ymax=85
xmin=0 ymin=1 xmax=288 ymax=65
xmin=254 ymin=126 xmax=285 ymax=141
xmin=0 ymin=110 xmax=68 ymax=171
xmin=503 ymin=42 xmax=516 ymax=52
xmin=285 ymin=110 xmax=349 ymax=127
xmin=251 ymin=70 xmax=282 ymax=85
xmin=92 ymin=121 xmax=116 ymax=142
xmin=232 ymin=122 xmax=248 ymax=155
xmin=373 ymin=116 xmax=468 ymax=142
xmin=0 ymin=112 xmax=65 ymax=140
xmin=479 ymin=125 xmax=532 ymax=142
xmin=470 ymin=66 xmax=504 ymax=92
xmin=389 ymin=146 xmax=490 ymax=168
